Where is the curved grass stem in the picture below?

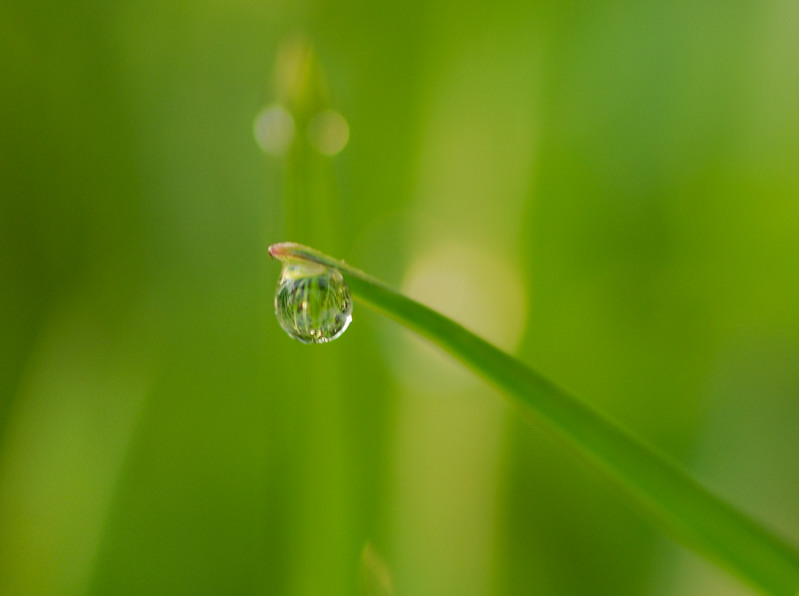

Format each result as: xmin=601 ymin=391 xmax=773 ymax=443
xmin=269 ymin=241 xmax=799 ymax=596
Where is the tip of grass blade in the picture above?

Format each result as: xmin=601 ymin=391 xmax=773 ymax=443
xmin=268 ymin=242 xmax=331 ymax=272
xmin=268 ymin=242 xmax=309 ymax=263
xmin=268 ymin=242 xmax=292 ymax=259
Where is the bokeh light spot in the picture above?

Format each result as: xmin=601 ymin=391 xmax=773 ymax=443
xmin=253 ymin=104 xmax=295 ymax=155
xmin=390 ymin=241 xmax=528 ymax=394
xmin=307 ymin=109 xmax=349 ymax=155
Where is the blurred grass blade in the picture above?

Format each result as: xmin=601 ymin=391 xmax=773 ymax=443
xmin=359 ymin=542 xmax=393 ymax=596
xmin=257 ymin=37 xmax=345 ymax=250
xmin=269 ymin=242 xmax=799 ymax=596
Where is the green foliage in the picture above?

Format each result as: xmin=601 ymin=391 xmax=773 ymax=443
xmin=270 ymin=242 xmax=799 ymax=595
xmin=3 ymin=1 xmax=799 ymax=596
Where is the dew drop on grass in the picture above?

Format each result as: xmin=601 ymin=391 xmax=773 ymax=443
xmin=274 ymin=262 xmax=353 ymax=343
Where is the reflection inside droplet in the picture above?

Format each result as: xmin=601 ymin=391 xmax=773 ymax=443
xmin=307 ymin=109 xmax=350 ymax=155
xmin=253 ymin=104 xmax=295 ymax=155
xmin=274 ymin=263 xmax=353 ymax=343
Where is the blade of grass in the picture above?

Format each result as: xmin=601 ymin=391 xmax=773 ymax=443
xmin=269 ymin=241 xmax=799 ymax=596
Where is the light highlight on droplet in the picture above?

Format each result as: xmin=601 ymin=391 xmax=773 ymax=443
xmin=274 ymin=263 xmax=353 ymax=343
xmin=307 ymin=109 xmax=349 ymax=155
xmin=253 ymin=104 xmax=295 ymax=155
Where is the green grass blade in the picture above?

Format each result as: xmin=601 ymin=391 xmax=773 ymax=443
xmin=269 ymin=242 xmax=799 ymax=596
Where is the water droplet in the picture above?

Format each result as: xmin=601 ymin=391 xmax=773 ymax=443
xmin=274 ymin=263 xmax=353 ymax=343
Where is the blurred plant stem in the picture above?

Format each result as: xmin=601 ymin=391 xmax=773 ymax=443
xmin=269 ymin=241 xmax=799 ymax=596
xmin=265 ymin=38 xmax=356 ymax=595
xmin=274 ymin=36 xmax=341 ymax=252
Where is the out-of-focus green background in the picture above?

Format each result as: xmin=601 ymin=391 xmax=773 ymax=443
xmin=2 ymin=1 xmax=798 ymax=595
